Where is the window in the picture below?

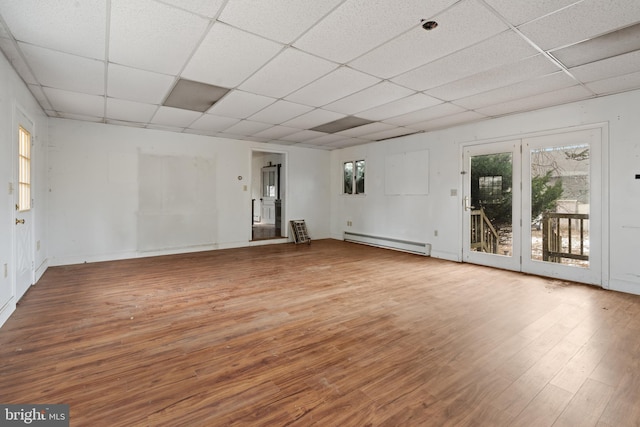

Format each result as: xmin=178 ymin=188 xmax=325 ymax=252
xmin=478 ymin=175 xmax=502 ymax=204
xmin=18 ymin=125 xmax=31 ymax=211
xmin=343 ymin=160 xmax=365 ymax=195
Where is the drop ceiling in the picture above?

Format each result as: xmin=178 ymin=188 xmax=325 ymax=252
xmin=1 ymin=0 xmax=639 ymax=150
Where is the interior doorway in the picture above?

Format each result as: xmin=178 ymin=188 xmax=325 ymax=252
xmin=251 ymin=150 xmax=286 ymax=241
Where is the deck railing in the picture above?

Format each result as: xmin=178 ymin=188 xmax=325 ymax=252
xmin=470 ymin=208 xmax=498 ymax=254
xmin=542 ymin=212 xmax=589 ymax=263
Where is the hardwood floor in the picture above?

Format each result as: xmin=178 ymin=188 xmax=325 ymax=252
xmin=1 ymin=239 xmax=639 ymax=426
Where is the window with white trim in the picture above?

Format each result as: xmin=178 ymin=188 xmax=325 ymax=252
xmin=343 ymin=159 xmax=365 ymax=195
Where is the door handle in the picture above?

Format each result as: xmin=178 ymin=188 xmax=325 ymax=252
xmin=464 ymin=196 xmax=471 ymax=211
xmin=15 ymin=218 xmax=25 ymax=225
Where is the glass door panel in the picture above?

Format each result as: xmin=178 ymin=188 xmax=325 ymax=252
xmin=463 ymin=141 xmax=521 ymax=271
xmin=522 ymin=129 xmax=601 ymax=285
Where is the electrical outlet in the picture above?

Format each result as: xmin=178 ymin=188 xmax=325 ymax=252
xmin=434 ymin=230 xmax=438 ymax=237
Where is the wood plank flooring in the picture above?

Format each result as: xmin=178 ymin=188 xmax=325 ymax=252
xmin=1 ymin=239 xmax=639 ymax=426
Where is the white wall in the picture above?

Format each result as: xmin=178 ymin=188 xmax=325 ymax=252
xmin=0 ymin=51 xmax=49 ymax=326
xmin=47 ymin=119 xmax=331 ymax=265
xmin=331 ymin=89 xmax=640 ymax=295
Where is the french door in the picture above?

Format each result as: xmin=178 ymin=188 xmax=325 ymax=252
xmin=463 ymin=128 xmax=602 ymax=285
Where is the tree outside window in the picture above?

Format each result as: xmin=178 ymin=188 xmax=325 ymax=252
xmin=343 ymin=160 xmax=365 ymax=195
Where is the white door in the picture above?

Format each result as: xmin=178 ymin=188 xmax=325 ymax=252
xmin=463 ymin=128 xmax=602 ymax=285
xmin=463 ymin=140 xmax=521 ymax=271
xmin=261 ymin=166 xmax=277 ymax=224
xmin=14 ymin=109 xmax=34 ymax=300
xmin=521 ymin=128 xmax=602 ymax=285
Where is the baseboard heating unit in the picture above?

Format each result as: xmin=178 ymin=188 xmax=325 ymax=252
xmin=343 ymin=231 xmax=431 ymax=256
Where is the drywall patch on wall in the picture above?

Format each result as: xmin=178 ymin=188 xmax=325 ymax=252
xmin=137 ymin=153 xmax=217 ymax=252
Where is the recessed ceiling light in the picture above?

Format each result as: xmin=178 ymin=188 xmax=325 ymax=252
xmin=421 ymin=20 xmax=438 ymax=31
xmin=551 ymin=22 xmax=640 ymax=68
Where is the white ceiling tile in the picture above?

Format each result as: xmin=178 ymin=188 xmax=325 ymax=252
xmin=518 ymin=0 xmax=640 ymax=51
xmin=304 ymin=133 xmax=349 ymax=146
xmin=323 ymin=81 xmax=415 ymax=115
xmin=223 ymin=120 xmax=273 ymax=136
xmin=280 ymin=130 xmax=328 ymax=142
xmin=253 ymin=125 xmax=301 ymax=140
xmin=183 ymin=128 xmax=219 ymax=137
xmin=218 ymin=0 xmax=344 ymax=44
xmin=239 ymin=48 xmax=337 ymax=98
xmin=0 ymin=0 xmax=106 ymax=59
xmin=106 ymin=98 xmax=158 ymax=122
xmin=454 ymin=71 xmax=578 ymax=110
xmin=570 ymin=50 xmax=640 ymax=84
xmin=426 ymin=54 xmax=561 ymax=101
xmin=294 ymin=0 xmax=457 ymax=63
xmin=285 ymin=67 xmax=381 ymax=107
xmin=182 ymin=23 xmax=284 ymax=88
xmin=0 ymin=38 xmax=37 ymax=84
xmin=357 ymin=93 xmax=442 ymax=121
xmin=336 ymin=122 xmax=396 ymax=138
xmin=350 ymin=0 xmax=508 ymax=79
xmin=282 ymin=109 xmax=346 ymax=129
xmin=385 ymin=102 xmax=467 ymax=127
xmin=58 ymin=112 xmax=104 ymax=122
xmin=269 ymin=140 xmax=299 ymax=146
xmin=109 ymin=0 xmax=210 ymax=74
xmin=362 ymin=127 xmax=420 ymax=141
xmin=550 ymin=23 xmax=640 ymax=68
xmin=413 ymin=111 xmax=487 ymax=132
xmin=188 ymin=114 xmax=239 ymax=132
xmin=296 ymin=143 xmax=334 ymax=150
xmin=586 ymin=71 xmax=640 ymax=95
xmin=107 ymin=64 xmax=175 ymax=104
xmin=392 ymin=30 xmax=538 ymax=91
xmin=20 ymin=43 xmax=104 ymax=94
xmin=151 ymin=106 xmax=202 ymax=127
xmin=248 ymin=100 xmax=314 ymax=124
xmin=327 ymin=138 xmax=370 ymax=148
xmin=207 ymin=91 xmax=276 ymax=119
xmin=484 ymin=0 xmax=579 ymax=26
xmin=146 ymin=123 xmax=187 ymax=133
xmin=0 ymin=21 xmax=11 ymax=39
xmin=475 ymin=85 xmax=593 ymax=116
xmin=160 ymin=0 xmax=226 ymax=18
xmin=43 ymin=87 xmax=105 ymax=117
xmin=107 ymin=119 xmax=147 ymax=128
xmin=27 ymin=85 xmax=53 ymax=110
xmin=336 ymin=122 xmax=397 ymax=139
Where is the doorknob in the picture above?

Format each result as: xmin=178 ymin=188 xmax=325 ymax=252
xmin=15 ymin=218 xmax=25 ymax=225
xmin=464 ymin=196 xmax=471 ymax=211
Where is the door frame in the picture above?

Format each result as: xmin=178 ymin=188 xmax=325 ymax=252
xmin=460 ymin=123 xmax=608 ymax=287
xmin=12 ymin=104 xmax=36 ymax=301
xmin=250 ymin=148 xmax=289 ymax=242
xmin=462 ymin=139 xmax=522 ymax=272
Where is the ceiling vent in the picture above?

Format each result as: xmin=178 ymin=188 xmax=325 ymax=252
xmin=163 ymin=79 xmax=230 ymax=112
xmin=310 ymin=116 xmax=373 ymax=133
